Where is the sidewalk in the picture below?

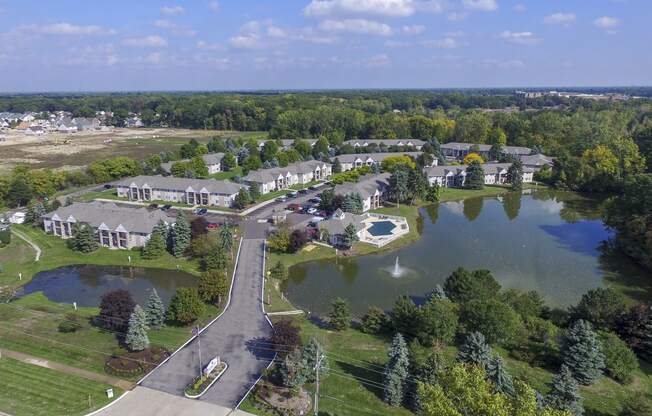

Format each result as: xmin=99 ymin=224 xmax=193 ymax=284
xmin=0 ymin=348 xmax=134 ymax=391
xmin=10 ymin=228 xmax=41 ymax=261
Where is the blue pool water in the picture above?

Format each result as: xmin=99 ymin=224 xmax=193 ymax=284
xmin=367 ymin=220 xmax=396 ymax=236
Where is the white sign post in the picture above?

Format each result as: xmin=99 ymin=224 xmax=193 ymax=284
xmin=203 ymin=357 xmax=220 ymax=376
xmin=106 ymin=388 xmax=114 ymax=399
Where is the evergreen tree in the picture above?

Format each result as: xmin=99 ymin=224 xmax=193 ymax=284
xmin=249 ymin=183 xmax=261 ymax=202
xmin=544 ymin=365 xmax=584 ymax=416
xmin=302 ymin=337 xmax=329 ymax=383
xmin=641 ymin=315 xmax=652 ymax=362
xmin=457 ymin=331 xmax=492 ymax=369
xmin=69 ymin=223 xmax=99 ymax=253
xmin=269 ymin=261 xmax=287 ymax=280
xmin=142 ymin=228 xmax=167 ymax=259
xmin=203 ymin=247 xmax=228 ymax=271
xmin=361 ymin=306 xmax=388 ymax=334
xmin=233 ymin=188 xmax=250 ymax=209
xmin=489 ymin=143 xmax=503 ymax=161
xmin=170 ymin=211 xmax=191 ymax=257
xmin=561 ymin=319 xmax=605 ymax=385
xmin=6 ymin=175 xmax=33 ymax=207
xmin=222 ymin=152 xmax=237 ymax=171
xmin=507 ymin=160 xmax=524 ymax=190
xmin=407 ymin=168 xmax=428 ymax=204
xmin=342 ymin=223 xmax=359 ymax=247
xmin=391 ymin=295 xmax=419 ymax=335
xmin=217 ymin=224 xmax=234 ymax=254
xmin=487 ymin=354 xmax=515 ymax=396
xmin=145 ymin=289 xmax=165 ymax=329
xmin=328 ymin=297 xmax=351 ymax=330
xmin=125 ymin=305 xmax=150 ymax=352
xmin=620 ymin=393 xmax=652 ymax=416
xmin=332 ymin=157 xmax=342 ymax=173
xmin=383 ymin=333 xmax=410 ymax=406
xmin=465 ymin=160 xmax=485 ymax=190
xmin=389 ymin=165 xmax=410 ymax=206
xmin=429 ymin=284 xmax=447 ymax=300
xmin=24 ymin=202 xmax=45 ymax=226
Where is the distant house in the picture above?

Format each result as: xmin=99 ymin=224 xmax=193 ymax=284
xmin=258 ymin=139 xmax=318 ymax=150
xmin=424 ymin=163 xmax=534 ymax=188
xmin=126 ymin=116 xmax=144 ymax=128
xmin=332 ymin=173 xmax=390 ymax=212
xmin=440 ymin=142 xmax=533 ymax=161
xmin=317 ymin=209 xmax=366 ymax=246
xmin=344 ymin=139 xmax=425 ymax=150
xmin=334 ymin=152 xmax=432 ymax=172
xmin=72 ymin=117 xmax=101 ymax=131
xmin=115 ymin=175 xmax=247 ymax=208
xmin=161 ymin=153 xmax=227 ymax=175
xmin=519 ymin=154 xmax=554 ymax=171
xmin=57 ymin=118 xmax=78 ymax=133
xmin=25 ymin=126 xmax=45 ymax=136
xmin=243 ymin=160 xmax=332 ymax=194
xmin=42 ymin=201 xmax=174 ymax=249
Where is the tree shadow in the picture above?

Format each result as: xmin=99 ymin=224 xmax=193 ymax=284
xmin=307 ymin=314 xmax=330 ymax=330
xmin=245 ymin=336 xmax=276 ymax=361
xmin=336 ymin=360 xmax=385 ymax=401
xmin=599 ymin=242 xmax=652 ymax=303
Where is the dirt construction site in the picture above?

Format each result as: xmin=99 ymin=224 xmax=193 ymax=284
xmin=0 ymin=128 xmax=262 ymax=173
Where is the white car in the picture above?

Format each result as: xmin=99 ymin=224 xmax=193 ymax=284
xmin=307 ymin=207 xmax=317 ymax=214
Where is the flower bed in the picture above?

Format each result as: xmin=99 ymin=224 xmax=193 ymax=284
xmin=104 ymin=346 xmax=170 ymax=378
xmin=184 ymin=362 xmax=227 ymax=399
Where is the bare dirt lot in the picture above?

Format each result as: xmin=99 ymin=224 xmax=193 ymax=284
xmin=0 ymin=128 xmax=266 ymax=173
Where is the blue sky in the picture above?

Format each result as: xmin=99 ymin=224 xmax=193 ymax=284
xmin=0 ymin=0 xmax=649 ymax=91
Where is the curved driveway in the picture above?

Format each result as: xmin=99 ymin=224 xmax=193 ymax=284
xmin=141 ymin=235 xmax=274 ymax=408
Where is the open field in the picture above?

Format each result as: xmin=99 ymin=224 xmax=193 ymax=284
xmin=0 ymin=356 xmax=121 ymax=416
xmin=0 ymin=128 xmax=267 ymax=173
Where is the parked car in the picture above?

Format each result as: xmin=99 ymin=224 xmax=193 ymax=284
xmin=276 ymin=196 xmax=287 ymax=203
xmin=103 ymin=184 xmax=113 ymax=190
xmin=308 ymin=185 xmax=318 ymax=190
xmin=148 ymin=203 xmax=159 ymax=209
xmin=207 ymin=222 xmax=220 ymax=230
xmin=161 ymin=204 xmax=172 ymax=211
xmin=298 ymin=189 xmax=308 ymax=195
xmin=287 ymin=203 xmax=302 ymax=212
xmin=194 ymin=208 xmax=207 ymax=215
xmin=288 ymin=191 xmax=298 ymax=198
xmin=307 ymin=207 xmax=317 ymax=214
xmin=309 ymin=197 xmax=321 ymax=204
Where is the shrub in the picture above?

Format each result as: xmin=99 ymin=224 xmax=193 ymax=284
xmin=167 ymin=288 xmax=205 ymax=324
xmin=329 ymin=297 xmax=351 ymax=331
xmin=198 ymin=270 xmax=229 ymax=305
xmin=598 ymin=331 xmax=639 ymax=384
xmin=416 ymin=299 xmax=458 ymax=345
xmin=361 ymin=306 xmax=388 ymax=334
xmin=444 ymin=267 xmax=501 ymax=304
xmin=571 ymin=287 xmax=626 ymax=330
xmin=270 ymin=319 xmax=301 ymax=358
xmin=288 ymin=229 xmax=308 ymax=253
xmin=58 ymin=317 xmax=83 ymax=333
xmin=99 ymin=289 xmax=135 ymax=332
xmin=460 ymin=299 xmax=523 ymax=345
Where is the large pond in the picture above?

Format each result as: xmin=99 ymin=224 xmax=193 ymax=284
xmin=19 ymin=265 xmax=198 ymax=307
xmin=282 ymin=190 xmax=651 ymax=316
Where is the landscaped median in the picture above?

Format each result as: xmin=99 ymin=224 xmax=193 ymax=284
xmin=184 ymin=358 xmax=228 ymax=399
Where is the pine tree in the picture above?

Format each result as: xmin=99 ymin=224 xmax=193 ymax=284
xmin=487 ymin=354 xmax=515 ymax=396
xmin=640 ymin=314 xmax=652 ymax=362
xmin=24 ymin=202 xmax=45 ymax=226
xmin=217 ymin=224 xmax=234 ymax=254
xmin=69 ymin=223 xmax=99 ymax=253
xmin=332 ymin=157 xmax=342 ymax=173
xmin=383 ymin=333 xmax=410 ymax=406
xmin=328 ymin=297 xmax=351 ymax=331
xmin=234 ymin=188 xmax=250 ymax=209
xmin=301 ymin=337 xmax=328 ymax=383
xmin=429 ymin=284 xmax=448 ymax=301
xmin=561 ymin=319 xmax=605 ymax=385
xmin=343 ymin=223 xmax=359 ymax=247
xmin=142 ymin=228 xmax=166 ymax=259
xmin=125 ymin=305 xmax=150 ymax=352
xmin=170 ymin=211 xmax=190 ymax=257
xmin=465 ymin=160 xmax=485 ymax=190
xmin=249 ymin=183 xmax=261 ymax=202
xmin=544 ymin=365 xmax=584 ymax=416
xmin=145 ymin=289 xmax=165 ymax=329
xmin=457 ymin=331 xmax=492 ymax=369
xmin=507 ymin=160 xmax=524 ymax=190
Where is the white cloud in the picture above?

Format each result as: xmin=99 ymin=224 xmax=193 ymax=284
xmin=154 ymin=19 xmax=195 ymax=37
xmin=196 ymin=40 xmax=224 ymax=51
xmin=365 ymin=53 xmax=391 ymax=67
xmin=402 ymin=25 xmax=425 ymax=35
xmin=593 ymin=16 xmax=620 ymax=29
xmin=544 ymin=13 xmax=576 ymax=26
xmin=483 ymin=58 xmax=525 ymax=69
xmin=140 ymin=52 xmax=163 ymax=64
xmin=305 ymin=0 xmax=416 ymax=17
xmin=499 ymin=31 xmax=539 ymax=45
xmin=208 ymin=1 xmax=220 ymax=13
xmin=267 ymin=26 xmax=287 ymax=38
xmin=463 ymin=0 xmax=497 ymax=12
xmin=229 ymin=34 xmax=261 ymax=49
xmin=447 ymin=12 xmax=468 ymax=21
xmin=161 ymin=5 xmax=184 ymax=16
xmin=319 ymin=19 xmax=393 ymax=36
xmin=445 ymin=30 xmax=465 ymax=37
xmin=122 ymin=35 xmax=168 ymax=47
xmin=37 ymin=23 xmax=114 ymax=36
xmin=513 ymin=4 xmax=526 ymax=12
xmin=421 ymin=37 xmax=465 ymax=48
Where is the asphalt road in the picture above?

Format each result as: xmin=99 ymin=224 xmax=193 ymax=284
xmin=141 ymin=237 xmax=274 ymax=408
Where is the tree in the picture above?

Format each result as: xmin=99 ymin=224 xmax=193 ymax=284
xmin=424 ymin=183 xmax=441 ymax=202
xmin=465 ymin=160 xmax=485 ymax=189
xmin=460 ymin=299 xmax=523 ymax=345
xmin=198 ymin=270 xmax=229 ymax=305
xmin=560 ymin=319 xmax=605 ymax=385
xmin=6 ymin=175 xmax=33 ymax=207
xmin=391 ymin=295 xmax=419 ymax=336
xmin=167 ymin=288 xmax=205 ymax=324
xmin=216 ymin=224 xmax=234 ymax=254
xmin=312 ymin=136 xmax=330 ymax=159
xmin=342 ymin=223 xmax=359 ymax=247
xmin=416 ymin=299 xmax=459 ymax=345
xmin=271 ymin=319 xmax=302 ymax=358
xmin=407 ymin=168 xmax=428 ymax=204
xmin=489 ymin=127 xmax=508 ymax=146
xmin=99 ymin=289 xmax=135 ymax=332
xmin=383 ymin=333 xmax=410 ymax=406
xmin=302 ymin=337 xmax=328 ymax=383
xmin=571 ymin=287 xmax=626 ymax=330
xmin=269 ymin=261 xmax=287 ymax=280
xmin=329 ymin=297 xmax=351 ymax=330
xmin=125 ymin=305 xmax=150 ymax=352
xmin=249 ymin=183 xmax=261 ymax=202
xmin=544 ymin=365 xmax=584 ymax=416
xmin=190 ymin=217 xmax=208 ymax=239
xmin=145 ymin=289 xmax=165 ymax=329
xmin=68 ymin=222 xmax=99 ymax=253
xmin=598 ymin=331 xmax=638 ymax=384
xmin=288 ymin=229 xmax=308 ymax=253
xmin=616 ymin=303 xmax=651 ymax=354
xmin=382 ymin=155 xmax=416 ymax=171
xmin=443 ymin=267 xmax=501 ymax=303
xmin=332 ymin=157 xmax=342 ymax=173
xmin=507 ymin=160 xmax=524 ymax=190
xmin=463 ymin=152 xmax=485 ymax=165
xmin=142 ymin=227 xmax=167 ymax=259
xmin=189 ymin=156 xmax=209 ymax=178
xmin=388 ymin=165 xmax=410 ymax=206
xmin=202 ymin=247 xmax=228 ymax=271
xmin=457 ymin=331 xmax=492 ymax=369
xmin=361 ymin=306 xmax=388 ymax=334
xmin=233 ymin=188 xmax=250 ymax=209
xmin=222 ymin=152 xmax=237 ymax=171
xmin=489 ymin=143 xmax=503 ymax=161
xmin=24 ymin=202 xmax=45 ymax=226
xmin=170 ymin=211 xmax=191 ymax=257
xmin=487 ymin=354 xmax=515 ymax=396
xmin=620 ymin=393 xmax=652 ymax=416
xmin=268 ymin=227 xmax=291 ymax=253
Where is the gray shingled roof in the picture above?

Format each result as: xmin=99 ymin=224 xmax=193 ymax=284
xmin=161 ymin=153 xmax=225 ymax=173
xmin=42 ymin=201 xmax=174 ymax=234
xmin=441 ymin=142 xmax=532 ymax=156
xmin=425 ymin=163 xmax=533 ymax=177
xmin=344 ymin=139 xmax=426 ymax=146
xmin=115 ymin=175 xmax=246 ymax=195
xmin=243 ymin=160 xmax=329 ymax=183
xmin=333 ymin=152 xmax=421 ymax=164
xmin=318 ymin=212 xmax=366 ymax=235
xmin=519 ymin=153 xmax=554 ymax=166
xmin=333 ymin=173 xmax=390 ymax=199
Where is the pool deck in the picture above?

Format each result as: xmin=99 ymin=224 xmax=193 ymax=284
xmin=359 ymin=213 xmax=410 ymax=247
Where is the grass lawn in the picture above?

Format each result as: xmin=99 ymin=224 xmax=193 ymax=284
xmin=0 ymin=236 xmax=35 ymax=286
xmin=0 ymin=356 xmax=122 ymax=416
xmin=210 ymin=166 xmax=243 ymax=181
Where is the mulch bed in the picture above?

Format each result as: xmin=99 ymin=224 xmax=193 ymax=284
xmin=105 ymin=346 xmax=170 ymax=378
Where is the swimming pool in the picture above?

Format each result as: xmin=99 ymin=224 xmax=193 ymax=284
xmin=367 ymin=220 xmax=396 ymax=236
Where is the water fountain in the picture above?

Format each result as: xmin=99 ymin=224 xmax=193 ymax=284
xmin=390 ymin=256 xmax=404 ymax=278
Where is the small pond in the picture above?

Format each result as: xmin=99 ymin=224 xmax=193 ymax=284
xmin=282 ymin=189 xmax=652 ymax=316
xmin=19 ymin=265 xmax=198 ymax=307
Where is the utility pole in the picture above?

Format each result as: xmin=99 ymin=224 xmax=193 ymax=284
xmin=313 ymin=351 xmax=324 ymax=416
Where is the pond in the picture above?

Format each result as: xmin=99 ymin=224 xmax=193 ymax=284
xmin=19 ymin=265 xmax=198 ymax=307
xmin=282 ymin=189 xmax=651 ymax=316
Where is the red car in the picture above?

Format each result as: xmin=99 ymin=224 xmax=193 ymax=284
xmin=207 ymin=223 xmax=220 ymax=230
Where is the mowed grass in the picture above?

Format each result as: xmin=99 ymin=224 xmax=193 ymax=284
xmin=0 ymin=357 xmax=121 ymax=416
xmin=0 ymin=236 xmax=35 ymax=286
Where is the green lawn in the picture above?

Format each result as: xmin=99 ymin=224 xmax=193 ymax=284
xmin=0 ymin=357 xmax=121 ymax=416
xmin=210 ymin=166 xmax=244 ymax=180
